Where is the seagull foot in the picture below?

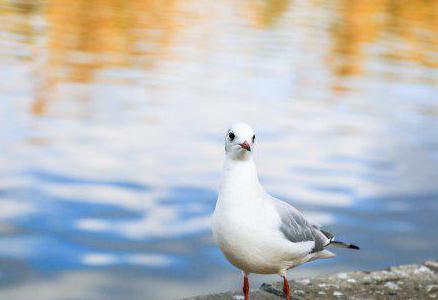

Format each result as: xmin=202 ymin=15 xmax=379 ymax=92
xmin=282 ymin=276 xmax=291 ymax=300
xmin=243 ymin=274 xmax=249 ymax=300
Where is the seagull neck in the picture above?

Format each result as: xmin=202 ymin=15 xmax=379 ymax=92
xmin=220 ymin=156 xmax=262 ymax=196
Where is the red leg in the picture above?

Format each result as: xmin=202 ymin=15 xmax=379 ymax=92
xmin=282 ymin=276 xmax=291 ymax=300
xmin=243 ymin=274 xmax=249 ymax=300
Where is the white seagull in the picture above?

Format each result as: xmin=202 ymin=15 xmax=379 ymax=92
xmin=212 ymin=123 xmax=359 ymax=300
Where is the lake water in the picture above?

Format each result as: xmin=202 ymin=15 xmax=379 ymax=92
xmin=0 ymin=0 xmax=437 ymax=299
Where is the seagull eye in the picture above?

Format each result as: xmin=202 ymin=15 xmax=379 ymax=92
xmin=228 ymin=132 xmax=235 ymax=141
xmin=252 ymin=135 xmax=255 ymax=143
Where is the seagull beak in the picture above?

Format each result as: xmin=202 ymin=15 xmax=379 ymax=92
xmin=239 ymin=141 xmax=251 ymax=151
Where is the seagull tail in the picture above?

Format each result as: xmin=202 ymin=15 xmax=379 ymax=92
xmin=329 ymin=240 xmax=360 ymax=250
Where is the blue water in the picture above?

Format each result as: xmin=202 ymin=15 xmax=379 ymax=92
xmin=0 ymin=0 xmax=437 ymax=299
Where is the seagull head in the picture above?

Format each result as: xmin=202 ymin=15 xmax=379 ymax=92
xmin=225 ymin=123 xmax=256 ymax=160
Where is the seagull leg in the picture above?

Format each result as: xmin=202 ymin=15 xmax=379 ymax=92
xmin=243 ymin=273 xmax=249 ymax=300
xmin=282 ymin=276 xmax=291 ymax=300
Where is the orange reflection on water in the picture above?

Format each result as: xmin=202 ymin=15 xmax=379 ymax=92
xmin=46 ymin=0 xmax=180 ymax=76
xmin=244 ymin=0 xmax=291 ymax=28
xmin=33 ymin=0 xmax=182 ymax=114
xmin=330 ymin=0 xmax=437 ymax=80
xmin=330 ymin=0 xmax=385 ymax=78
xmin=382 ymin=0 xmax=437 ymax=68
xmin=0 ymin=0 xmax=436 ymax=115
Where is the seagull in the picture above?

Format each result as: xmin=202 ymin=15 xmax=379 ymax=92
xmin=212 ymin=123 xmax=359 ymax=300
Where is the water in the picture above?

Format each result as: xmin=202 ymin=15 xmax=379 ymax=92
xmin=0 ymin=0 xmax=437 ymax=299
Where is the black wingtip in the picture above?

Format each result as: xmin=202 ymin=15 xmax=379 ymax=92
xmin=349 ymin=244 xmax=360 ymax=250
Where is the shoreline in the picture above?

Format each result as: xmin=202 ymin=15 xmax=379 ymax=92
xmin=183 ymin=260 xmax=438 ymax=299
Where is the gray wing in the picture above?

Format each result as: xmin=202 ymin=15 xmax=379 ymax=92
xmin=274 ymin=199 xmax=333 ymax=253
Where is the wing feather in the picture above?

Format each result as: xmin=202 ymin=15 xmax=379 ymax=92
xmin=274 ymin=199 xmax=332 ymax=253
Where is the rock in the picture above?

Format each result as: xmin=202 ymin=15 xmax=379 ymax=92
xmin=318 ymin=283 xmax=329 ymax=289
xmin=184 ymin=290 xmax=277 ymax=300
xmin=416 ymin=266 xmax=434 ymax=275
xmin=427 ymin=285 xmax=438 ymax=293
xmin=183 ymin=260 xmax=438 ymax=300
xmin=425 ymin=261 xmax=438 ymax=273
xmin=384 ymin=281 xmax=400 ymax=290
xmin=333 ymin=291 xmax=344 ymax=297
xmin=296 ymin=279 xmax=310 ymax=285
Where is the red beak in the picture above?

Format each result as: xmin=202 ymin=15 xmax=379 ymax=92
xmin=239 ymin=141 xmax=251 ymax=151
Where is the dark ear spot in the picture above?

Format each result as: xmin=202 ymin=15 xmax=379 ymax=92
xmin=228 ymin=132 xmax=235 ymax=141
xmin=252 ymin=134 xmax=255 ymax=143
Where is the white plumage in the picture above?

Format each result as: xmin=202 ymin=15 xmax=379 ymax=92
xmin=212 ymin=123 xmax=358 ymax=300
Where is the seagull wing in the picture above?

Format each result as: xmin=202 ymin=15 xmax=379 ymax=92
xmin=272 ymin=198 xmax=332 ymax=253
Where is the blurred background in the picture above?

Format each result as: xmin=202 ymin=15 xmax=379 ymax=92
xmin=0 ymin=0 xmax=437 ymax=299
